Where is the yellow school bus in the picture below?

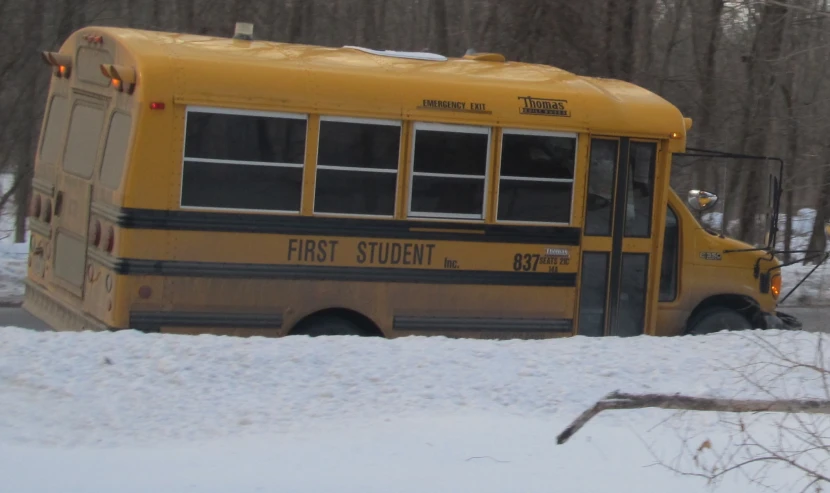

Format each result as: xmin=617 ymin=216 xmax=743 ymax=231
xmin=23 ymin=24 xmax=799 ymax=338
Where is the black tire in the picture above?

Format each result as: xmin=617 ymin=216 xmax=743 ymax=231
xmin=685 ymin=306 xmax=753 ymax=335
xmin=290 ymin=315 xmax=367 ymax=337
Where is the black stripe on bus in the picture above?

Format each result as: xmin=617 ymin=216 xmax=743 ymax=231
xmin=393 ymin=315 xmax=573 ymax=333
xmin=607 ymin=137 xmax=630 ymax=336
xmin=129 ymin=311 xmax=283 ymax=332
xmin=96 ymin=257 xmax=577 ymax=287
xmin=105 ymin=207 xmax=582 ymax=246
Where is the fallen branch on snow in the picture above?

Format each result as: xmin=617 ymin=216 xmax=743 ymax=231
xmin=556 ymin=391 xmax=830 ymax=444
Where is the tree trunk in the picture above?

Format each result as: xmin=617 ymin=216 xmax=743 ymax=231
xmin=737 ymin=1 xmax=788 ymax=245
xmin=804 ymin=162 xmax=830 ymax=264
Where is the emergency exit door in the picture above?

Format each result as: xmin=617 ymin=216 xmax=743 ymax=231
xmin=577 ymin=137 xmax=658 ymax=337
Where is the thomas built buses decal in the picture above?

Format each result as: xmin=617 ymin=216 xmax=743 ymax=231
xmin=518 ymin=96 xmax=571 ymax=117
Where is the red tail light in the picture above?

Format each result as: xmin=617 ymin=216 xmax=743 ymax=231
xmin=149 ymin=102 xmax=165 ymax=110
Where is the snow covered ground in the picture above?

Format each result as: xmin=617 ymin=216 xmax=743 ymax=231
xmin=1 ymin=327 xmax=829 ymax=492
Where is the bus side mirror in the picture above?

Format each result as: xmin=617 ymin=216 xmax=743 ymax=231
xmin=688 ymin=189 xmax=719 ymax=212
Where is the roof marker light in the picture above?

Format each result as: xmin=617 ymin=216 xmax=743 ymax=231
xmin=41 ymin=51 xmax=72 ymax=78
xmin=233 ymin=22 xmax=254 ymax=41
xmin=100 ymin=64 xmax=137 ymax=94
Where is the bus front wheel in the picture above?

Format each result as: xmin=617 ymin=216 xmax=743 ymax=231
xmin=685 ymin=306 xmax=753 ymax=335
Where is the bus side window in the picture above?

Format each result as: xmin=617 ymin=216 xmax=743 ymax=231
xmin=181 ymin=110 xmax=307 ymax=212
xmin=659 ymin=205 xmax=679 ymax=302
xmin=497 ymin=131 xmax=576 ymax=224
xmin=409 ymin=123 xmax=490 ymax=220
xmin=585 ymin=139 xmax=618 ymax=236
xmin=314 ymin=118 xmax=401 ymax=217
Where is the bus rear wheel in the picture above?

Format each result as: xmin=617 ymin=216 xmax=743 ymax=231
xmin=685 ymin=306 xmax=753 ymax=335
xmin=290 ymin=314 xmax=371 ymax=337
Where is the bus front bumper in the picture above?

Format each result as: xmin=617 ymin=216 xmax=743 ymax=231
xmin=764 ymin=310 xmax=803 ymax=331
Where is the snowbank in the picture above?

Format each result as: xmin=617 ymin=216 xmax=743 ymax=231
xmin=1 ymin=327 xmax=828 ymax=492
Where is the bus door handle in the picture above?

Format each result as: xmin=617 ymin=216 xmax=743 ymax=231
xmin=54 ymin=191 xmax=63 ymax=217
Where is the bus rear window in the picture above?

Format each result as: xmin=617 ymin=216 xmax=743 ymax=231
xmin=181 ymin=109 xmax=307 ymax=212
xmin=39 ymin=96 xmax=69 ymax=165
xmin=63 ymin=103 xmax=105 ymax=179
xmin=100 ymin=112 xmax=132 ymax=189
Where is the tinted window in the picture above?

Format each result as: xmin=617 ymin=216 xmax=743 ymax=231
xmin=181 ymin=110 xmax=307 ymax=212
xmin=315 ymin=169 xmax=397 ymax=216
xmin=317 ymin=120 xmax=399 ymax=170
xmin=615 ymin=253 xmax=648 ymax=337
xmin=314 ymin=119 xmax=400 ymax=216
xmin=413 ymin=129 xmax=488 ymax=176
xmin=498 ymin=132 xmax=576 ymax=223
xmin=577 ymin=252 xmax=609 ymax=337
xmin=659 ymin=206 xmax=679 ymax=302
xmin=185 ymin=111 xmax=306 ymax=164
xmin=63 ymin=103 xmax=105 ymax=179
xmin=100 ymin=112 xmax=132 ymax=189
xmin=409 ymin=125 xmax=489 ymax=218
xmin=500 ymin=133 xmax=576 ymax=179
xmin=585 ymin=139 xmax=618 ymax=236
xmin=498 ymin=182 xmax=572 ymax=223
xmin=411 ymin=175 xmax=485 ymax=216
xmin=40 ymin=96 xmax=69 ymax=165
xmin=181 ymin=161 xmax=302 ymax=211
xmin=624 ymin=142 xmax=657 ymax=237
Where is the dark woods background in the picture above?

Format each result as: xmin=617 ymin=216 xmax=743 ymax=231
xmin=1 ymin=0 xmax=828 ymax=261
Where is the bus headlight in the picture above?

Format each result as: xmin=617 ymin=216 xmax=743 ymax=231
xmin=771 ymin=274 xmax=782 ymax=299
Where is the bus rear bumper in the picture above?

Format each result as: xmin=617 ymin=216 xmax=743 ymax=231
xmin=763 ymin=310 xmax=803 ymax=331
xmin=22 ymin=279 xmax=111 ymax=332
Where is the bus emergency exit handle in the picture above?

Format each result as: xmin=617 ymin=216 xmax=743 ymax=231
xmin=54 ymin=191 xmax=63 ymax=217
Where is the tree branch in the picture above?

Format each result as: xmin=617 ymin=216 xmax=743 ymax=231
xmin=557 ymin=391 xmax=830 ymax=444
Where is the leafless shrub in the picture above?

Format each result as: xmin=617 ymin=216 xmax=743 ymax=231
xmin=559 ymin=331 xmax=830 ymax=492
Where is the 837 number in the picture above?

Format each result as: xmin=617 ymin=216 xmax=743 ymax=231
xmin=513 ymin=253 xmax=540 ymax=272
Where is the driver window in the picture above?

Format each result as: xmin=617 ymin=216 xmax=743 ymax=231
xmin=659 ymin=205 xmax=679 ymax=301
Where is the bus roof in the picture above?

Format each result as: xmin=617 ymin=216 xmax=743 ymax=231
xmin=64 ymin=26 xmax=689 ymax=144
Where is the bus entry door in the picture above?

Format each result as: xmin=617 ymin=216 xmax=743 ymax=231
xmin=577 ymin=137 xmax=658 ymax=337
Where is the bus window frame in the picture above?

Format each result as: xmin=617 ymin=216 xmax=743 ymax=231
xmin=62 ymin=98 xmax=107 ymax=180
xmin=658 ymin=203 xmax=681 ymax=303
xmin=495 ymin=127 xmax=578 ymax=226
xmin=407 ymin=121 xmax=492 ymax=222
xmin=98 ymin=110 xmax=134 ymax=191
xmin=178 ymin=105 xmax=309 ymax=214
xmin=37 ymin=94 xmax=70 ymax=167
xmin=622 ymin=140 xmax=658 ymax=239
xmin=312 ymin=114 xmax=403 ymax=219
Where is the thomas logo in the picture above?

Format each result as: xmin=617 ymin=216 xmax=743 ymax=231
xmin=518 ymin=96 xmax=570 ymax=117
